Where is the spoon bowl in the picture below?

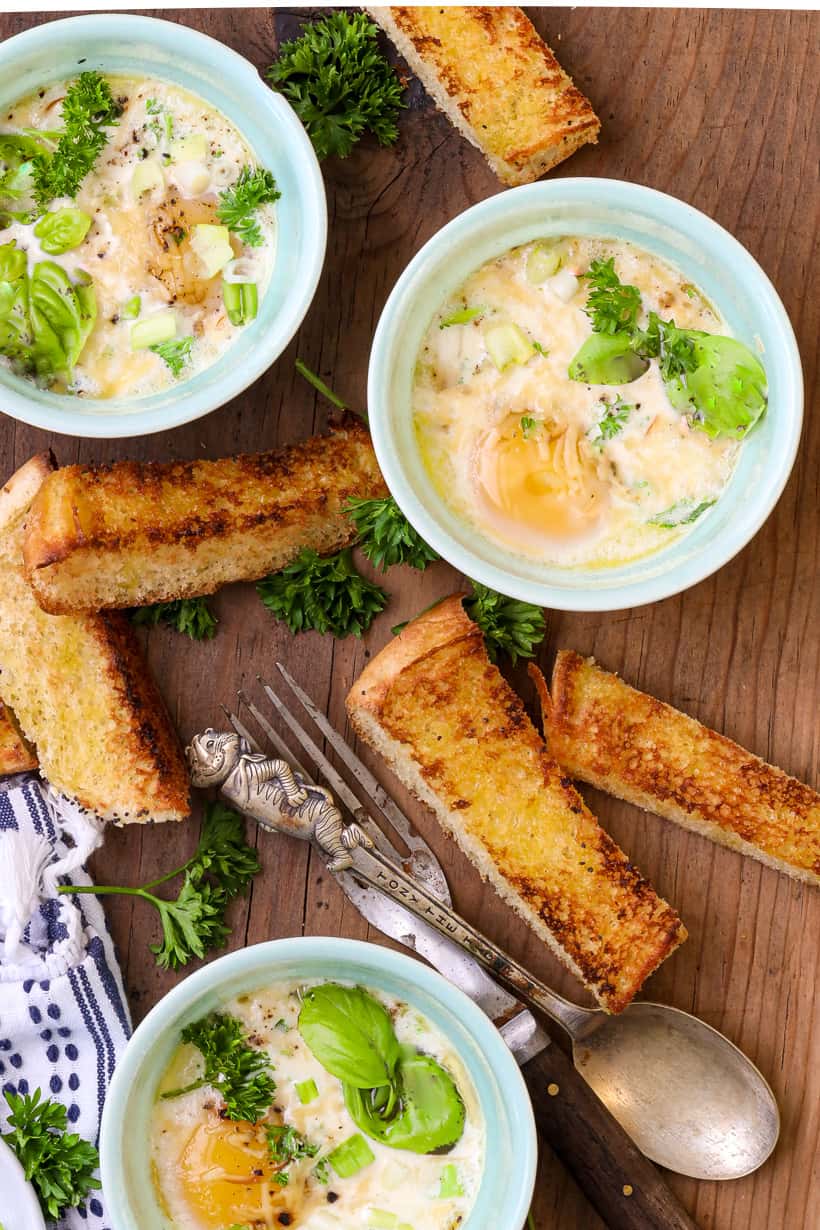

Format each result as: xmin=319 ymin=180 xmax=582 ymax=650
xmin=572 ymin=1002 xmax=780 ymax=1179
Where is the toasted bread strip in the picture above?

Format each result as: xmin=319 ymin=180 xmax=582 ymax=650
xmin=0 ymin=699 xmax=37 ymax=775
xmin=366 ymin=6 xmax=600 ymax=186
xmin=24 ymin=418 xmax=387 ymax=614
xmin=0 ymin=455 xmax=189 ymax=823
xmin=346 ymin=596 xmax=685 ymax=1013
xmin=533 ymin=652 xmax=820 ymax=887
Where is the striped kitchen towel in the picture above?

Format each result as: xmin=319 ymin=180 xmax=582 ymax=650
xmin=0 ymin=775 xmax=131 ymax=1230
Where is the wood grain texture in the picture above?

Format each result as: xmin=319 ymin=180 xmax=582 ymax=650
xmin=0 ymin=8 xmax=817 ymax=1228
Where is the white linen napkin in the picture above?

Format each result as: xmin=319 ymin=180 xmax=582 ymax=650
xmin=0 ymin=775 xmax=132 ymax=1230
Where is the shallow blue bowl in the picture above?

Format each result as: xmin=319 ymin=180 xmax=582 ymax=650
xmin=99 ymin=937 xmax=537 ymax=1230
xmin=368 ymin=179 xmax=803 ymax=611
xmin=0 ymin=14 xmax=326 ymax=438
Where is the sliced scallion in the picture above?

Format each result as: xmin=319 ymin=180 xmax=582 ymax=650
xmin=295 ymin=1077 xmax=318 ymax=1105
xmin=222 ymin=280 xmax=258 ymax=326
xmin=327 ymin=1132 xmax=375 ymax=1178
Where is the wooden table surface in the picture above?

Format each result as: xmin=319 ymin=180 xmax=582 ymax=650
xmin=1 ymin=7 xmax=817 ymax=1228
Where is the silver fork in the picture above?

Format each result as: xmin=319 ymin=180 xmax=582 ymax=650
xmin=217 ymin=668 xmax=704 ymax=1230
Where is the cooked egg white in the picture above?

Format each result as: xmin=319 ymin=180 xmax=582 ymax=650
xmin=0 ymin=75 xmax=275 ymax=398
xmin=413 ymin=237 xmax=740 ymax=568
xmin=150 ymin=980 xmax=484 ymax=1230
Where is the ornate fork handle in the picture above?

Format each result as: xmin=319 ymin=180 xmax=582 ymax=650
xmin=348 ymin=844 xmax=596 ymax=1038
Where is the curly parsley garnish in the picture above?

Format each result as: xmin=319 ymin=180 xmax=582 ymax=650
xmin=150 ymin=335 xmax=194 ymax=377
xmin=463 ymin=583 xmax=546 ymax=665
xmin=587 ymin=397 xmax=633 ymax=447
xmin=162 ymin=1012 xmax=276 ymax=1122
xmin=266 ymin=1123 xmax=320 ymax=1186
xmin=131 ymin=596 xmax=217 ymax=640
xmin=31 ymin=72 xmax=122 ymax=211
xmin=2 ymin=1088 xmax=100 ymax=1221
xmin=217 ymin=165 xmax=281 ymax=247
xmin=346 ymin=495 xmax=440 ymax=572
xmin=266 ymin=12 xmax=405 ymax=161
xmin=59 ymin=803 xmax=260 ymax=970
xmin=258 ymin=548 xmax=387 ymax=638
xmin=583 ymin=256 xmax=643 ymax=335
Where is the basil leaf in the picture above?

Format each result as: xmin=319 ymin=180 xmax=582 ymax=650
xmin=0 ymin=242 xmax=26 ymax=283
xmin=298 ymin=984 xmax=401 ymax=1089
xmin=28 ymin=261 xmax=96 ymax=378
xmin=34 ymin=207 xmax=92 ymax=254
xmin=568 ymin=331 xmax=648 ymax=385
xmin=664 ymin=332 xmax=767 ymax=438
xmin=344 ymin=1048 xmax=465 ymax=1154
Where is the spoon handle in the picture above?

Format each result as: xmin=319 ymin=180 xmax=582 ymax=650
xmin=523 ymin=1043 xmax=700 ymax=1230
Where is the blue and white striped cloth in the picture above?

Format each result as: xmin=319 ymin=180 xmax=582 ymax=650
xmin=0 ymin=776 xmax=131 ymax=1230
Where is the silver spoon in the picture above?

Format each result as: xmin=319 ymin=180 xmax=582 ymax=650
xmin=344 ymin=842 xmax=781 ymax=1181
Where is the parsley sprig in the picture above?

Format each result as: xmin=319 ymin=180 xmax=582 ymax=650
xmin=346 ymin=495 xmax=440 ymax=572
xmin=2 ymin=1087 xmax=100 ymax=1220
xmin=31 ymin=72 xmax=122 ymax=211
xmin=463 ymin=583 xmax=546 ymax=665
xmin=217 ymin=166 xmax=281 ymax=247
xmin=587 ymin=397 xmax=633 ymax=447
xmin=58 ymin=803 xmax=260 ymax=969
xmin=162 ymin=1012 xmax=276 ymax=1122
xmin=583 ymin=257 xmax=642 ymax=335
xmin=258 ymin=548 xmax=387 ymax=638
xmin=131 ymin=596 xmax=218 ymax=640
xmin=150 ymin=335 xmax=194 ymax=377
xmin=267 ymin=12 xmax=405 ymax=161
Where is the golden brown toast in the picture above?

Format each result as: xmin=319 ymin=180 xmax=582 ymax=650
xmin=24 ymin=418 xmax=387 ymax=614
xmin=366 ymin=6 xmax=600 ymax=185
xmin=0 ymin=699 xmax=37 ymax=775
xmin=346 ymin=596 xmax=685 ymax=1013
xmin=0 ymin=455 xmax=189 ymax=823
xmin=533 ymin=652 xmax=820 ymax=887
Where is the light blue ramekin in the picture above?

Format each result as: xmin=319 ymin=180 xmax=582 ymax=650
xmin=0 ymin=14 xmax=327 ymax=438
xmin=368 ymin=179 xmax=803 ymax=611
xmin=99 ymin=936 xmax=537 ymax=1230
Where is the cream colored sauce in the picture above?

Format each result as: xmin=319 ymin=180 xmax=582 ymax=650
xmin=0 ymin=74 xmax=275 ymax=398
xmin=413 ymin=237 xmax=740 ymax=568
xmin=150 ymin=980 xmax=483 ymax=1230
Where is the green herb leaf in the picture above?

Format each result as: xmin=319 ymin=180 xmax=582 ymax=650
xmin=33 ymin=207 xmax=91 ymax=254
xmin=30 ymin=72 xmax=122 ymax=210
xmin=163 ymin=1012 xmax=276 ymax=1122
xmin=266 ymin=1122 xmax=319 ymax=1186
xmin=149 ymin=334 xmax=194 ymax=377
xmin=568 ymin=331 xmax=648 ymax=385
xmin=131 ymin=596 xmax=217 ymax=640
xmin=583 ymin=257 xmax=642 ymax=335
xmin=186 ymin=801 xmax=261 ymax=897
xmin=344 ymin=1047 xmax=465 ymax=1154
xmin=663 ymin=332 xmax=767 ymax=438
xmin=463 ymin=583 xmax=546 ymax=665
xmin=2 ymin=1087 xmax=100 ymax=1220
xmin=346 ymin=495 xmax=439 ymax=572
xmin=587 ymin=397 xmax=633 ymax=447
xmin=267 ymin=12 xmax=405 ymax=161
xmin=294 ymin=357 xmax=348 ymax=409
xmin=648 ymin=499 xmax=716 ymax=528
xmin=298 ymin=983 xmax=401 ymax=1089
xmin=216 ymin=165 xmax=280 ymax=247
xmin=257 ymin=548 xmax=387 ymax=638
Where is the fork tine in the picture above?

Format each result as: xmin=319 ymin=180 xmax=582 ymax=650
xmin=275 ymin=661 xmax=421 ymax=850
xmin=236 ymin=690 xmax=313 ymax=783
xmin=257 ymin=679 xmax=402 ymax=861
xmin=222 ymin=705 xmax=264 ymax=756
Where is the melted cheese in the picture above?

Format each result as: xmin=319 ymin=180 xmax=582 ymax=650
xmin=413 ymin=237 xmax=740 ymax=568
xmin=150 ymin=980 xmax=484 ymax=1230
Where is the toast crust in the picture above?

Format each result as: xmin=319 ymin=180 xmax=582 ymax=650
xmin=348 ymin=596 xmax=685 ymax=1013
xmin=367 ymin=6 xmax=600 ymax=185
xmin=535 ymin=652 xmax=820 ymax=886
xmin=24 ymin=418 xmax=387 ymax=613
xmin=0 ymin=699 xmax=38 ymax=775
xmin=0 ymin=457 xmax=189 ymax=823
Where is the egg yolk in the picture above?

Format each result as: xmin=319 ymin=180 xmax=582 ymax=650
xmin=176 ymin=1118 xmax=288 ymax=1228
xmin=474 ymin=415 xmax=607 ymax=547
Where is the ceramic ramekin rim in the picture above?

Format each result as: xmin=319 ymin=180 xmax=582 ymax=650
xmin=99 ymin=936 xmax=538 ymax=1230
xmin=0 ymin=13 xmax=327 ymax=439
xmin=367 ymin=177 xmax=804 ymax=611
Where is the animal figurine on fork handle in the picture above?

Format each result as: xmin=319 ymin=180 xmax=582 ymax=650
xmin=185 ymin=729 xmax=372 ymax=871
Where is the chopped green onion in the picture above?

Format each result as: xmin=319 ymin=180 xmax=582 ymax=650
xmin=367 ymin=1212 xmax=399 ymax=1229
xmin=130 ymin=310 xmax=176 ymax=351
xmin=439 ymin=305 xmax=485 ymax=328
xmin=122 ymin=295 xmax=141 ymax=320
xmin=526 ymin=239 xmax=565 ymax=284
xmin=294 ymin=358 xmax=347 ymax=410
xmin=439 ymin=1162 xmax=464 ymax=1198
xmin=190 ymin=223 xmax=234 ymax=278
xmin=520 ymin=415 xmax=538 ymax=438
xmin=484 ymin=322 xmax=535 ymax=371
xmin=222 ymin=280 xmax=258 ymax=326
xmin=328 ymin=1132 xmax=375 ymax=1178
xmin=295 ymin=1077 xmax=318 ymax=1105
